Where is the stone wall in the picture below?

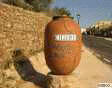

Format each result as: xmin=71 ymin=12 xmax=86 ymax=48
xmin=0 ymin=3 xmax=51 ymax=59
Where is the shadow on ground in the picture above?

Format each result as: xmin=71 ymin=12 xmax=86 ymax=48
xmin=83 ymin=35 xmax=112 ymax=64
xmin=12 ymin=49 xmax=47 ymax=88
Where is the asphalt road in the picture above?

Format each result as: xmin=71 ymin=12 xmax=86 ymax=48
xmin=83 ymin=35 xmax=112 ymax=64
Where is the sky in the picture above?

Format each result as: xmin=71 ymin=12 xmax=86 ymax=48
xmin=51 ymin=0 xmax=112 ymax=27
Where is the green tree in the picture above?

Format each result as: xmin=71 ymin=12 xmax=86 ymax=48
xmin=6 ymin=0 xmax=54 ymax=12
xmin=53 ymin=7 xmax=74 ymax=19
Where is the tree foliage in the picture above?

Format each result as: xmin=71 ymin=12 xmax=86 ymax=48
xmin=53 ymin=7 xmax=74 ymax=19
xmin=6 ymin=0 xmax=54 ymax=12
xmin=4 ymin=0 xmax=74 ymax=19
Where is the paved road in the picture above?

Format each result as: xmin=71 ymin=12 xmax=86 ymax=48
xmin=83 ymin=35 xmax=112 ymax=64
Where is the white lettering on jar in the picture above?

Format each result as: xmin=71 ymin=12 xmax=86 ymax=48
xmin=55 ymin=34 xmax=77 ymax=41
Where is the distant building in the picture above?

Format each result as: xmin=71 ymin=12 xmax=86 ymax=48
xmin=88 ymin=20 xmax=112 ymax=37
xmin=92 ymin=21 xmax=112 ymax=30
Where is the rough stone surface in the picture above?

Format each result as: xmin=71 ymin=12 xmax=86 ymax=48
xmin=46 ymin=73 xmax=79 ymax=88
xmin=0 ymin=3 xmax=51 ymax=88
xmin=0 ymin=2 xmax=51 ymax=60
xmin=17 ymin=81 xmax=39 ymax=88
xmin=0 ymin=51 xmax=50 ymax=88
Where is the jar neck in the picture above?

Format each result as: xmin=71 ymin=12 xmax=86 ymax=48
xmin=53 ymin=16 xmax=71 ymax=20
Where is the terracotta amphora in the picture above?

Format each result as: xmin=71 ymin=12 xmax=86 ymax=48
xmin=44 ymin=16 xmax=82 ymax=75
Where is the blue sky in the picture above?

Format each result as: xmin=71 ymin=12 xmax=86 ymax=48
xmin=51 ymin=0 xmax=112 ymax=27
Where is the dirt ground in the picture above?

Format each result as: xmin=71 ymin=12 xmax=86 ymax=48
xmin=74 ymin=46 xmax=112 ymax=88
xmin=18 ymin=46 xmax=112 ymax=88
xmin=0 ymin=45 xmax=112 ymax=88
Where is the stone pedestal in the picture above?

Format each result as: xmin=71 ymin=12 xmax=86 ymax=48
xmin=46 ymin=73 xmax=79 ymax=88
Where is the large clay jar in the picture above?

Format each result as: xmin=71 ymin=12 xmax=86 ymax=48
xmin=44 ymin=16 xmax=82 ymax=75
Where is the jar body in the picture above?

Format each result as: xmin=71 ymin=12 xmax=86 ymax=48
xmin=44 ymin=16 xmax=82 ymax=75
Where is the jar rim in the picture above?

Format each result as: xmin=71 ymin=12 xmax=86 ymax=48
xmin=53 ymin=15 xmax=71 ymax=20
